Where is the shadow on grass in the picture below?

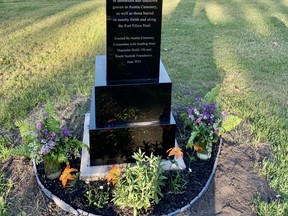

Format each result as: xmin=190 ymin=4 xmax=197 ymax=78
xmin=4 ymin=1 xmax=103 ymax=43
xmin=0 ymin=0 xmax=106 ymax=130
xmin=161 ymin=0 xmax=225 ymax=109
xmin=163 ymin=0 xmax=288 ymax=214
xmin=0 ymin=0 xmax=83 ymax=37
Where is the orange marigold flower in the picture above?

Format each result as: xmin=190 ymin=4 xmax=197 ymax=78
xmin=107 ymin=164 xmax=123 ymax=185
xmin=59 ymin=164 xmax=78 ymax=187
xmin=193 ymin=144 xmax=204 ymax=151
xmin=166 ymin=147 xmax=184 ymax=159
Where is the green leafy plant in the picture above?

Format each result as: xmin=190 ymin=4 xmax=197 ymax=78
xmin=14 ymin=120 xmax=39 ymax=159
xmin=219 ymin=115 xmax=242 ymax=134
xmin=16 ymin=103 xmax=86 ymax=165
xmin=112 ymin=150 xmax=166 ymax=216
xmin=84 ymin=184 xmax=110 ymax=209
xmin=186 ymin=152 xmax=196 ymax=161
xmin=204 ymin=84 xmax=221 ymax=104
xmin=0 ymin=172 xmax=13 ymax=216
xmin=168 ymin=172 xmax=187 ymax=194
xmin=0 ymin=136 xmax=12 ymax=160
xmin=68 ymin=172 xmax=80 ymax=188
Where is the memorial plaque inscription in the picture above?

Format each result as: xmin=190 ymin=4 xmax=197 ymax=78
xmin=107 ymin=0 xmax=163 ymax=83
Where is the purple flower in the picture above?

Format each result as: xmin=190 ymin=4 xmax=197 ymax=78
xmin=61 ymin=128 xmax=70 ymax=137
xmin=195 ymin=118 xmax=202 ymax=123
xmin=213 ymin=129 xmax=219 ymax=135
xmin=38 ymin=145 xmax=50 ymax=155
xmin=42 ymin=129 xmax=49 ymax=136
xmin=38 ymin=146 xmax=49 ymax=155
xmin=47 ymin=140 xmax=55 ymax=148
xmin=43 ymin=112 xmax=48 ymax=118
xmin=36 ymin=122 xmax=43 ymax=129
xmin=202 ymin=112 xmax=209 ymax=120
xmin=209 ymin=119 xmax=214 ymax=126
xmin=188 ymin=109 xmax=193 ymax=116
xmin=38 ymin=140 xmax=55 ymax=155
xmin=50 ymin=132 xmax=56 ymax=137
xmin=187 ymin=109 xmax=194 ymax=121
xmin=38 ymin=149 xmax=45 ymax=155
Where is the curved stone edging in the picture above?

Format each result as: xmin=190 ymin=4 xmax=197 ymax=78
xmin=33 ymin=139 xmax=222 ymax=216
xmin=33 ymin=161 xmax=100 ymax=216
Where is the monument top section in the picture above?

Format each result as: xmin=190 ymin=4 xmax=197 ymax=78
xmin=106 ymin=0 xmax=163 ymax=84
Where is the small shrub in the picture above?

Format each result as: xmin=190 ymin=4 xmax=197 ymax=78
xmin=112 ymin=150 xmax=166 ymax=216
xmin=15 ymin=103 xmax=86 ymax=164
xmin=181 ymin=85 xmax=241 ymax=159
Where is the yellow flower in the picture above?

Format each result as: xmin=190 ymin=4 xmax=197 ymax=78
xmin=166 ymin=147 xmax=184 ymax=159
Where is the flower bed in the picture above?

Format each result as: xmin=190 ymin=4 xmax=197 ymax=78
xmin=35 ymin=137 xmax=221 ymax=215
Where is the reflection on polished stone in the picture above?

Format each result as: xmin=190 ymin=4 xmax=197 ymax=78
xmin=89 ymin=114 xmax=176 ymax=166
xmin=94 ymin=83 xmax=171 ymax=127
xmin=93 ymin=56 xmax=172 ymax=127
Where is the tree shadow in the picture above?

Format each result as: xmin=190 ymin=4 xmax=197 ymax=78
xmin=0 ymin=1 xmax=83 ymax=37
xmin=162 ymin=0 xmax=288 ymax=215
xmin=161 ymin=0 xmax=225 ymax=110
xmin=161 ymin=0 xmax=221 ymax=215
xmin=0 ymin=0 xmax=106 ymax=129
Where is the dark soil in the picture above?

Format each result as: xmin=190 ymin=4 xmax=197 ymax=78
xmin=36 ymin=110 xmax=221 ymax=216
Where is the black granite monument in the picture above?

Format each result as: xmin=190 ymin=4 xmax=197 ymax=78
xmin=89 ymin=0 xmax=176 ymax=165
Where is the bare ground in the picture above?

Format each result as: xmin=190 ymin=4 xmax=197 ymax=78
xmin=181 ymin=141 xmax=276 ymax=216
xmin=0 ymin=97 xmax=277 ymax=216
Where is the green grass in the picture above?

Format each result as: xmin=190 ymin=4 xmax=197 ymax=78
xmin=0 ymin=172 xmax=13 ymax=216
xmin=0 ymin=0 xmax=106 ymax=130
xmin=0 ymin=0 xmax=287 ymax=215
xmin=162 ymin=0 xmax=288 ymax=214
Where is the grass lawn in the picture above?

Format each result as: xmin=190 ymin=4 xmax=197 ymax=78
xmin=0 ymin=0 xmax=287 ymax=215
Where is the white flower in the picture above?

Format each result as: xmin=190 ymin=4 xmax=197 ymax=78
xmin=171 ymin=163 xmax=177 ymax=169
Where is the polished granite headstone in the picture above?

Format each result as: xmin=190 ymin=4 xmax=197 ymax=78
xmin=88 ymin=0 xmax=177 ymax=166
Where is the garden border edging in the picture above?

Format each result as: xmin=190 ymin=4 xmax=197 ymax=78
xmin=33 ymin=139 xmax=222 ymax=216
